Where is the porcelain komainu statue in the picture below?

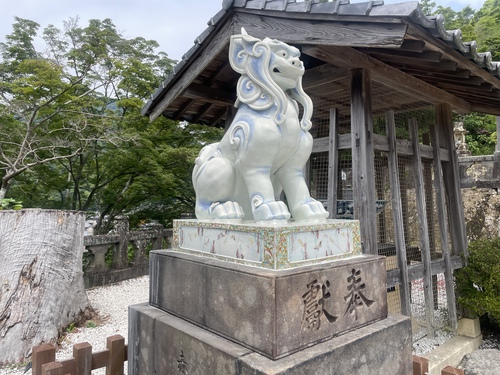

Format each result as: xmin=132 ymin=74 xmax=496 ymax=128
xmin=192 ymin=29 xmax=329 ymax=222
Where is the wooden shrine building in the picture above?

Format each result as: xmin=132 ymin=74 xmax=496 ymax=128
xmin=142 ymin=0 xmax=500 ymax=337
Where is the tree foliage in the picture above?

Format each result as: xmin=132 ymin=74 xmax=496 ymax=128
xmin=455 ymin=237 xmax=500 ymax=326
xmin=1 ymin=2 xmax=499 ymax=229
xmin=0 ymin=16 xmax=223 ymax=232
xmin=420 ymin=0 xmax=500 ymax=155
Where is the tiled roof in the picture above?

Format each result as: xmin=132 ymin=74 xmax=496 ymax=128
xmin=142 ymin=0 xmax=500 ymax=117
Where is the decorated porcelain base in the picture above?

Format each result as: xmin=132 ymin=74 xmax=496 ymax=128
xmin=173 ymin=219 xmax=361 ymax=269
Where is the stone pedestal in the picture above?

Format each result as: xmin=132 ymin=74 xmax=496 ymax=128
xmin=129 ymin=303 xmax=412 ymax=374
xmin=128 ymin=220 xmax=412 ymax=374
xmin=150 ymin=250 xmax=387 ymax=359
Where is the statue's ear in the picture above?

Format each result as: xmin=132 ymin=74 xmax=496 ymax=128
xmin=229 ymin=29 xmax=261 ymax=74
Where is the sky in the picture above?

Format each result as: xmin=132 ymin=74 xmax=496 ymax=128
xmin=0 ymin=0 xmax=487 ymax=62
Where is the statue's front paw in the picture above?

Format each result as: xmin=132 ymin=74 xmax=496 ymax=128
xmin=294 ymin=200 xmax=329 ymax=221
xmin=210 ymin=201 xmax=245 ymax=220
xmin=253 ymin=200 xmax=291 ymax=221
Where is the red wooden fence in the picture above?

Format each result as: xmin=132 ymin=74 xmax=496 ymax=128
xmin=413 ymin=355 xmax=465 ymax=375
xmin=31 ymin=337 xmax=465 ymax=375
xmin=31 ymin=335 xmax=127 ymax=375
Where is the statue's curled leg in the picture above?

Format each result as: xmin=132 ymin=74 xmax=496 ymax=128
xmin=193 ymin=145 xmax=243 ymax=220
xmin=276 ymin=132 xmax=328 ymax=221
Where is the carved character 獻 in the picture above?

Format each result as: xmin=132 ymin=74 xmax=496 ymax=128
xmin=192 ymin=29 xmax=328 ymax=222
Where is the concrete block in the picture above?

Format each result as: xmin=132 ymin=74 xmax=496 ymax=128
xmin=457 ymin=317 xmax=481 ymax=338
xmin=128 ymin=303 xmax=252 ymax=375
xmin=238 ymin=314 xmax=412 ymax=375
xmin=424 ymin=334 xmax=483 ymax=375
xmin=441 ymin=366 xmax=465 ymax=375
xmin=128 ymin=303 xmax=412 ymax=375
xmin=150 ymin=251 xmax=387 ymax=359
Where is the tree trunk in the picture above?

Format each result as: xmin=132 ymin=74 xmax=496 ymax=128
xmin=0 ymin=186 xmax=7 ymax=200
xmin=0 ymin=209 xmax=90 ymax=364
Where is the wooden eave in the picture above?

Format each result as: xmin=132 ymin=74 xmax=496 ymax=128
xmin=142 ymin=1 xmax=500 ymax=127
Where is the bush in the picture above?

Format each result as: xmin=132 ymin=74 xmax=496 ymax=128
xmin=455 ymin=237 xmax=500 ymax=326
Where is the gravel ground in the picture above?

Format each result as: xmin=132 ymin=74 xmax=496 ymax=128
xmin=0 ymin=275 xmax=498 ymax=374
xmin=0 ymin=276 xmax=149 ymax=375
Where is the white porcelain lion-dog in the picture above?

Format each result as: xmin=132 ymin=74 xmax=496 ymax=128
xmin=192 ymin=29 xmax=329 ymax=222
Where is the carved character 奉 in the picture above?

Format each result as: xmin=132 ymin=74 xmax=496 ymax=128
xmin=192 ymin=29 xmax=329 ymax=222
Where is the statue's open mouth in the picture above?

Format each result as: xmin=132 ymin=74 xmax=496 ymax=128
xmin=272 ymin=64 xmax=303 ymax=80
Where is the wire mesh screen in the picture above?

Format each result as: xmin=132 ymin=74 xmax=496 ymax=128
xmin=309 ymin=152 xmax=329 ymax=203
xmin=309 ymin=77 xmax=352 ymax=139
xmin=306 ymin=75 xmax=456 ymax=339
xmin=411 ymin=277 xmax=428 ymax=341
xmin=396 ymin=155 xmax=422 ymax=264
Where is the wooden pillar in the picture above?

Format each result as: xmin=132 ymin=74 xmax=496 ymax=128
xmin=496 ymin=116 xmax=500 ymax=153
xmin=33 ymin=344 xmax=56 ymax=375
xmin=351 ymin=68 xmax=377 ymax=254
xmin=42 ymin=363 xmax=64 ymax=375
xmin=74 ymin=342 xmax=92 ymax=375
xmin=107 ymin=335 xmax=125 ymax=375
xmin=430 ymin=122 xmax=458 ymax=332
xmin=386 ymin=110 xmax=411 ymax=316
xmin=409 ymin=118 xmax=435 ymax=337
xmin=327 ymin=108 xmax=339 ymax=218
xmin=435 ymin=104 xmax=468 ymax=257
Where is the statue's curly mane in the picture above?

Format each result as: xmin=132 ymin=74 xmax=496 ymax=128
xmin=193 ymin=30 xmax=328 ymax=222
xmin=229 ymin=32 xmax=313 ymax=130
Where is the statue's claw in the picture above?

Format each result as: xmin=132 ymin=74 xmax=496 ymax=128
xmin=210 ymin=201 xmax=245 ymax=220
xmin=253 ymin=201 xmax=291 ymax=221
xmin=293 ymin=200 xmax=329 ymax=221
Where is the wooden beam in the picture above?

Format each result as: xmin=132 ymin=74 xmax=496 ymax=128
xmin=210 ymin=107 xmax=229 ymax=128
xmin=407 ymin=72 xmax=484 ymax=86
xmin=302 ymin=64 xmax=350 ymax=90
xmin=386 ymin=256 xmax=463 ymax=288
xmin=351 ymin=69 xmax=378 ymax=255
xmin=470 ymin=103 xmax=500 ymax=116
xmin=205 ymin=60 xmax=232 ymax=85
xmin=430 ymin=122 xmax=458 ymax=332
xmin=313 ymin=133 xmax=450 ymax=161
xmin=173 ymin=99 xmax=195 ymax=120
xmin=398 ymin=39 xmax=426 ymax=52
xmin=357 ymin=48 xmax=443 ymax=63
xmin=370 ymin=54 xmax=457 ymax=70
xmin=436 ymin=82 xmax=494 ymax=93
xmin=234 ymin=12 xmax=407 ymax=48
xmin=183 ymin=83 xmax=235 ymax=106
xmin=399 ymin=67 xmax=472 ymax=79
xmin=327 ymin=108 xmax=339 ymax=219
xmin=191 ymin=103 xmax=214 ymax=124
xmin=303 ymin=45 xmax=471 ymax=113
xmin=435 ymin=104 xmax=468 ymax=257
xmin=149 ymin=21 xmax=233 ymax=121
xmin=407 ymin=25 xmax=500 ymax=92
xmin=409 ymin=117 xmax=435 ymax=338
xmin=386 ymin=110 xmax=411 ymax=316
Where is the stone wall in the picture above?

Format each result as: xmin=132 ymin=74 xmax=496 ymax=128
xmin=460 ymin=153 xmax=500 ymax=240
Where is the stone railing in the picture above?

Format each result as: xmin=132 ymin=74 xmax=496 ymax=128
xmin=459 ymin=153 xmax=500 ymax=189
xmin=459 ymin=153 xmax=500 ymax=240
xmin=83 ymin=218 xmax=172 ymax=288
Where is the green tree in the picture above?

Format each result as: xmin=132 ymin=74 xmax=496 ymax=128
xmin=475 ymin=0 xmax=500 ymax=60
xmin=419 ymin=0 xmax=436 ymax=15
xmin=1 ymin=16 xmax=223 ymax=231
xmin=462 ymin=113 xmax=497 ymax=155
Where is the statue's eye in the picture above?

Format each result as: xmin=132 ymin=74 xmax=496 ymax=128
xmin=277 ymin=50 xmax=288 ymax=58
